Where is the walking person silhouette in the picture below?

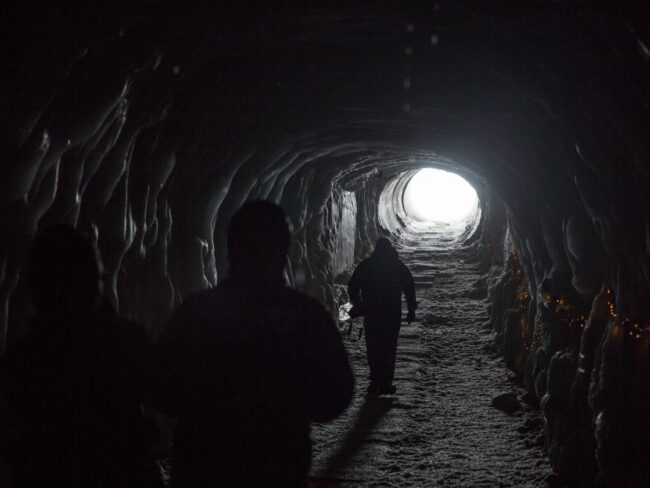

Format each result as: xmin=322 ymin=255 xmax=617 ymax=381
xmin=152 ymin=201 xmax=353 ymax=488
xmin=0 ymin=225 xmax=160 ymax=488
xmin=348 ymin=237 xmax=416 ymax=395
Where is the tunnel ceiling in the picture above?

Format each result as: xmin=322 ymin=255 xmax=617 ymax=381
xmin=5 ymin=2 xmax=649 ymax=195
xmin=2 ymin=0 xmax=649 ymax=309
xmin=2 ymin=0 xmax=649 ymax=322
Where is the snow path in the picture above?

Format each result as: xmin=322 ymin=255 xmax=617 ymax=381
xmin=309 ymin=226 xmax=553 ymax=487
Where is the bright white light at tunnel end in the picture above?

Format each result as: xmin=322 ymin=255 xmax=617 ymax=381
xmin=403 ymin=168 xmax=479 ymax=223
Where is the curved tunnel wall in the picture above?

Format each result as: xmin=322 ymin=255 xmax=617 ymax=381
xmin=1 ymin=3 xmax=650 ymax=486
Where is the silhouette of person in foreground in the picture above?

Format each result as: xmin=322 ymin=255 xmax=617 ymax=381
xmin=0 ymin=225 xmax=159 ymax=488
xmin=348 ymin=237 xmax=416 ymax=395
xmin=152 ymin=201 xmax=354 ymax=488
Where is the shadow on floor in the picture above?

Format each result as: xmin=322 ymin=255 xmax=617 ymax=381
xmin=310 ymin=395 xmax=395 ymax=485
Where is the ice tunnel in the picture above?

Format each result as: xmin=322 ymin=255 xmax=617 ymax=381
xmin=1 ymin=2 xmax=650 ymax=486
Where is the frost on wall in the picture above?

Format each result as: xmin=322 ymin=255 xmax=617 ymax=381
xmin=331 ymin=190 xmax=357 ymax=279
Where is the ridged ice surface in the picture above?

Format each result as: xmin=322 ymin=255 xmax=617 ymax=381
xmin=310 ymin=225 xmax=552 ymax=486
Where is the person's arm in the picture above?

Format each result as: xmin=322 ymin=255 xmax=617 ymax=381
xmin=400 ymin=262 xmax=417 ymax=323
xmin=308 ymin=305 xmax=354 ymax=423
xmin=347 ymin=262 xmax=364 ymax=306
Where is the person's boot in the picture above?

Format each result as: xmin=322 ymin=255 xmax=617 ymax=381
xmin=379 ymin=385 xmax=397 ymax=395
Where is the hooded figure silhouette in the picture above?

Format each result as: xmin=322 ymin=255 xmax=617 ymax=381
xmin=348 ymin=237 xmax=416 ymax=394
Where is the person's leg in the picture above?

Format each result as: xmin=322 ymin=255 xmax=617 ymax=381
xmin=385 ymin=324 xmax=401 ymax=387
xmin=367 ymin=316 xmax=400 ymax=394
xmin=372 ymin=317 xmax=401 ymax=393
xmin=368 ymin=318 xmax=394 ymax=391
xmin=375 ymin=332 xmax=390 ymax=390
xmin=364 ymin=320 xmax=382 ymax=391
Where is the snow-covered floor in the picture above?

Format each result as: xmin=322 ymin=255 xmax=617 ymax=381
xmin=310 ymin=225 xmax=553 ymax=487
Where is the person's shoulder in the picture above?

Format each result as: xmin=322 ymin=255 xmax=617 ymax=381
xmin=114 ymin=317 xmax=150 ymax=345
xmin=285 ymin=288 xmax=330 ymax=315
xmin=183 ymin=286 xmax=223 ymax=306
xmin=397 ymin=258 xmax=411 ymax=270
xmin=283 ymin=286 xmax=317 ymax=306
xmin=359 ymin=256 xmax=373 ymax=266
xmin=1 ymin=329 xmax=53 ymax=383
xmin=0 ymin=336 xmax=32 ymax=371
xmin=99 ymin=305 xmax=151 ymax=351
xmin=174 ymin=286 xmax=224 ymax=316
xmin=396 ymin=260 xmax=414 ymax=283
xmin=355 ymin=257 xmax=373 ymax=271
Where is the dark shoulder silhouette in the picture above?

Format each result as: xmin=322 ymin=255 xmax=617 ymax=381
xmin=152 ymin=201 xmax=353 ymax=488
xmin=153 ymin=282 xmax=352 ymax=422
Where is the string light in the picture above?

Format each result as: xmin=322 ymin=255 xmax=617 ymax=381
xmin=509 ymin=256 xmax=650 ymax=348
xmin=510 ymin=251 xmax=533 ymax=351
xmin=602 ymin=288 xmax=650 ymax=342
xmin=532 ymin=318 xmax=543 ymax=350
xmin=547 ymin=296 xmax=588 ymax=329
xmin=545 ymin=287 xmax=650 ymax=343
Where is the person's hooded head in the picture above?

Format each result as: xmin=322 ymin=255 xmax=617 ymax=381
xmin=371 ymin=237 xmax=398 ymax=261
xmin=227 ymin=201 xmax=291 ymax=279
xmin=26 ymin=224 xmax=103 ymax=318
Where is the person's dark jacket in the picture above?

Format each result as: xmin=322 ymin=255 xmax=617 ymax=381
xmin=0 ymin=304 xmax=158 ymax=488
xmin=151 ymin=277 xmax=354 ymax=487
xmin=348 ymin=245 xmax=416 ymax=320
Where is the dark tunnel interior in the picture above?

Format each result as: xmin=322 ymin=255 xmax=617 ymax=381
xmin=1 ymin=1 xmax=650 ymax=486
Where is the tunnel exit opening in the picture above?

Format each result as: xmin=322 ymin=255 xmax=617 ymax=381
xmin=403 ymin=168 xmax=479 ymax=224
xmin=378 ymin=167 xmax=482 ymax=243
